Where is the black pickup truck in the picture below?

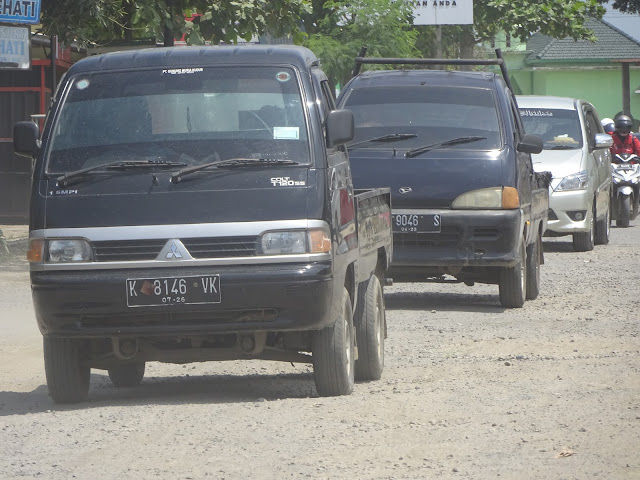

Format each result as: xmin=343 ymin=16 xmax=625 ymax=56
xmin=337 ymin=51 xmax=549 ymax=308
xmin=12 ymin=45 xmax=393 ymax=403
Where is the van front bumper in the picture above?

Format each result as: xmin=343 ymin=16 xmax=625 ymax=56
xmin=389 ymin=209 xmax=522 ymax=278
xmin=545 ymin=189 xmax=592 ymax=235
xmin=31 ymin=262 xmax=334 ymax=337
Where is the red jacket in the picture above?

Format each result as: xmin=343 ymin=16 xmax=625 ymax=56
xmin=610 ymin=132 xmax=640 ymax=156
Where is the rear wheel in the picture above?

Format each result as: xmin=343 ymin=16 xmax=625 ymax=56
xmin=617 ymin=196 xmax=631 ymax=227
xmin=108 ymin=362 xmax=146 ymax=387
xmin=312 ymin=287 xmax=355 ymax=396
xmin=525 ymin=235 xmax=541 ymax=301
xmin=43 ymin=336 xmax=90 ymax=404
xmin=573 ymin=207 xmax=595 ymax=251
xmin=354 ymin=275 xmax=385 ymax=381
xmin=499 ymin=240 xmax=527 ymax=308
xmin=594 ymin=206 xmax=610 ymax=245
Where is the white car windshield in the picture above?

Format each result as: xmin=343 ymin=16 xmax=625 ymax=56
xmin=520 ymin=108 xmax=583 ymax=150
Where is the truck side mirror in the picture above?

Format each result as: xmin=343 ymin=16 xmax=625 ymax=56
xmin=326 ymin=109 xmax=354 ymax=148
xmin=517 ymin=134 xmax=543 ymax=154
xmin=13 ymin=121 xmax=40 ymax=157
xmin=594 ymin=133 xmax=613 ymax=150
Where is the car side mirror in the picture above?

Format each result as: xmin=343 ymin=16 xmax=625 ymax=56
xmin=517 ymin=134 xmax=543 ymax=154
xmin=594 ymin=133 xmax=613 ymax=150
xmin=13 ymin=121 xmax=40 ymax=157
xmin=326 ymin=109 xmax=354 ymax=148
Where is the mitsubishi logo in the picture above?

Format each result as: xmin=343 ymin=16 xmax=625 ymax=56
xmin=399 ymin=187 xmax=412 ymax=194
xmin=157 ymin=239 xmax=193 ymax=261
xmin=166 ymin=243 xmax=183 ymax=259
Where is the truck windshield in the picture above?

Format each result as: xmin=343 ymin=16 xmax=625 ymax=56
xmin=519 ymin=108 xmax=583 ymax=150
xmin=342 ymin=86 xmax=502 ymax=151
xmin=46 ymin=66 xmax=310 ymax=174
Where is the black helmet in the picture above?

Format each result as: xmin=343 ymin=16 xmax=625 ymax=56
xmin=615 ymin=115 xmax=633 ymax=132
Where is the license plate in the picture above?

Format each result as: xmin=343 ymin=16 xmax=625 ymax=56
xmin=126 ymin=275 xmax=221 ymax=307
xmin=392 ymin=213 xmax=441 ymax=233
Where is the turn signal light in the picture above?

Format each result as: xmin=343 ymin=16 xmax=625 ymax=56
xmin=27 ymin=238 xmax=44 ymax=263
xmin=501 ymin=187 xmax=520 ymax=209
xmin=309 ymin=229 xmax=331 ymax=253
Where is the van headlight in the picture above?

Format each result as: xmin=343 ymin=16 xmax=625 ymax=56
xmin=451 ymin=187 xmax=519 ymax=209
xmin=259 ymin=228 xmax=331 ymax=255
xmin=28 ymin=239 xmax=93 ymax=263
xmin=555 ymin=170 xmax=588 ymax=191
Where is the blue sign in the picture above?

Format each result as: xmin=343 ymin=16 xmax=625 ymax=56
xmin=0 ymin=0 xmax=41 ymax=25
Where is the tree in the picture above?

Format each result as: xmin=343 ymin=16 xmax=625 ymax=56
xmin=457 ymin=0 xmax=607 ymax=58
xmin=600 ymin=0 xmax=640 ymax=13
xmin=303 ymin=0 xmax=419 ymax=89
xmin=40 ymin=0 xmax=310 ymax=48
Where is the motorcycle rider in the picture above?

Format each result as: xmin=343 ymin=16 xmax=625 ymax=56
xmin=609 ymin=115 xmax=640 ymax=157
xmin=601 ymin=117 xmax=615 ymax=134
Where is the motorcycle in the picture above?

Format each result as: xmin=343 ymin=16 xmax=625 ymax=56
xmin=611 ymin=153 xmax=640 ymax=227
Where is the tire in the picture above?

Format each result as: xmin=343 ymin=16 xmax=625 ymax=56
xmin=594 ymin=205 xmax=610 ymax=245
xmin=108 ymin=362 xmax=146 ymax=387
xmin=354 ymin=275 xmax=385 ymax=381
xmin=312 ymin=287 xmax=355 ymax=397
xmin=499 ymin=241 xmax=527 ymax=308
xmin=43 ymin=336 xmax=90 ymax=404
xmin=525 ymin=235 xmax=541 ymax=301
xmin=572 ymin=207 xmax=595 ymax=252
xmin=617 ymin=196 xmax=631 ymax=228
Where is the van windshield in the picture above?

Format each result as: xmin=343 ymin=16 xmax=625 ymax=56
xmin=342 ymin=86 xmax=502 ymax=151
xmin=519 ymin=108 xmax=583 ymax=150
xmin=46 ymin=66 xmax=310 ymax=173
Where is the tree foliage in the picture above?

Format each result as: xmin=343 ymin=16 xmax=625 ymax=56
xmin=40 ymin=0 xmax=309 ymax=47
xmin=599 ymin=0 xmax=640 ymax=13
xmin=303 ymin=0 xmax=419 ymax=88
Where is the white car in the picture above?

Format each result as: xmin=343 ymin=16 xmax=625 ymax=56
xmin=517 ymin=96 xmax=613 ymax=251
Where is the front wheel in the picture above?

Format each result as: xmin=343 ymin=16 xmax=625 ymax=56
xmin=43 ymin=337 xmax=90 ymax=404
xmin=499 ymin=241 xmax=527 ymax=308
xmin=108 ymin=362 xmax=146 ymax=387
xmin=525 ymin=235 xmax=541 ymax=301
xmin=573 ymin=207 xmax=595 ymax=251
xmin=617 ymin=195 xmax=631 ymax=227
xmin=312 ymin=287 xmax=355 ymax=397
xmin=594 ymin=206 xmax=610 ymax=245
xmin=354 ymin=275 xmax=385 ymax=381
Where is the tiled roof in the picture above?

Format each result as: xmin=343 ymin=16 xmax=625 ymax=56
xmin=525 ymin=17 xmax=640 ymax=64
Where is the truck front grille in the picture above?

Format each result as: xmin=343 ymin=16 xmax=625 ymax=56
xmin=93 ymin=236 xmax=258 ymax=261
xmin=393 ymin=232 xmax=460 ymax=248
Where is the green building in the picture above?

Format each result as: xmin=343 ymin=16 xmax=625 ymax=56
xmin=490 ymin=17 xmax=640 ymax=127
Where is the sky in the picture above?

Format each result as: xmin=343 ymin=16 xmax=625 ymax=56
xmin=602 ymin=1 xmax=640 ymax=42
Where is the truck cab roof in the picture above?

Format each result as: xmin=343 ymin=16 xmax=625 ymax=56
xmin=66 ymin=45 xmax=320 ymax=75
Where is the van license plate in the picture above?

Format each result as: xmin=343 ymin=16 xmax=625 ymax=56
xmin=126 ymin=275 xmax=221 ymax=307
xmin=392 ymin=214 xmax=441 ymax=233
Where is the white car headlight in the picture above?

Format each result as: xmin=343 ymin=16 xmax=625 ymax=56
xmin=47 ymin=239 xmax=92 ymax=262
xmin=259 ymin=228 xmax=331 ymax=255
xmin=555 ymin=170 xmax=588 ymax=192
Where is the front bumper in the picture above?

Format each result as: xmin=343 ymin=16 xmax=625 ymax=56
xmin=546 ymin=189 xmax=591 ymax=235
xmin=389 ymin=209 xmax=522 ymax=274
xmin=31 ymin=262 xmax=334 ymax=337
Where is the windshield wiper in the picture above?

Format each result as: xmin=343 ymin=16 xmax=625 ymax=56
xmin=348 ymin=133 xmax=418 ymax=149
xmin=56 ymin=160 xmax=188 ymax=187
xmin=547 ymin=145 xmax=576 ymax=150
xmin=171 ymin=157 xmax=300 ymax=183
xmin=404 ymin=136 xmax=487 ymax=158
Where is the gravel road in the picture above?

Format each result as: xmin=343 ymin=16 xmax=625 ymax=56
xmin=1 ymin=220 xmax=638 ymax=479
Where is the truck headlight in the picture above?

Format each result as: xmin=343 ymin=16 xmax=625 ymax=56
xmin=555 ymin=170 xmax=588 ymax=192
xmin=259 ymin=228 xmax=331 ymax=255
xmin=47 ymin=239 xmax=92 ymax=262
xmin=451 ymin=186 xmax=519 ymax=209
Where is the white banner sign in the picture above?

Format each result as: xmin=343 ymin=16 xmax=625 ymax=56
xmin=0 ymin=25 xmax=30 ymax=70
xmin=413 ymin=0 xmax=474 ymax=25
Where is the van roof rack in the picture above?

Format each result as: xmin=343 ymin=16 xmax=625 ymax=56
xmin=351 ymin=48 xmax=514 ymax=93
